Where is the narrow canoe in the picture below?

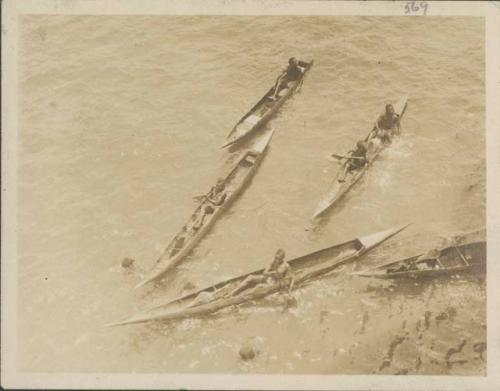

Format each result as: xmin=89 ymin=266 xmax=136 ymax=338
xmin=136 ymin=128 xmax=275 ymax=289
xmin=107 ymin=224 xmax=408 ymax=326
xmin=312 ymin=95 xmax=408 ymax=219
xmin=352 ymin=241 xmax=486 ymax=280
xmin=221 ymin=59 xmax=314 ymax=148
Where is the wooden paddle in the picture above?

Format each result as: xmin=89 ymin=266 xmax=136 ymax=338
xmin=331 ymin=154 xmax=366 ymax=161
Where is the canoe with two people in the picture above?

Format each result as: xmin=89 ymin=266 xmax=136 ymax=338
xmin=335 ymin=102 xmax=402 ymax=183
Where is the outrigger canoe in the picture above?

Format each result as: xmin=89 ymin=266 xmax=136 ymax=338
xmin=136 ymin=129 xmax=275 ymax=289
xmin=221 ymin=59 xmax=314 ymax=148
xmin=352 ymin=241 xmax=486 ymax=280
xmin=108 ymin=224 xmax=408 ymax=326
xmin=312 ymin=95 xmax=408 ymax=219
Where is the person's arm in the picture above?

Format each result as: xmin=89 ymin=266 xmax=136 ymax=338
xmin=263 ymin=265 xmax=277 ymax=277
xmin=275 ymin=69 xmax=287 ymax=83
xmin=207 ymin=192 xmax=226 ymax=206
xmin=288 ymin=276 xmax=295 ymax=293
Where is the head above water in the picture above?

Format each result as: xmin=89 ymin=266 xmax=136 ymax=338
xmin=357 ymin=140 xmax=366 ymax=150
xmin=288 ymin=57 xmax=298 ymax=66
xmin=385 ymin=104 xmax=395 ymax=115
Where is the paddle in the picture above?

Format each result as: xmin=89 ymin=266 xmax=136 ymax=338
xmin=331 ymin=153 xmax=366 ymax=161
xmin=192 ymin=186 xmax=216 ymax=202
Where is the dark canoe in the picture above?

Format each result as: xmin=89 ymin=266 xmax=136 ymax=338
xmin=135 ymin=129 xmax=275 ymax=289
xmin=312 ymin=95 xmax=408 ymax=219
xmin=221 ymin=59 xmax=314 ymax=148
xmin=352 ymin=241 xmax=486 ymax=280
xmin=107 ymin=224 xmax=408 ymax=326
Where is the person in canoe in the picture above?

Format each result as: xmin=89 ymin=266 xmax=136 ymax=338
xmin=192 ymin=179 xmax=227 ymax=231
xmin=387 ymin=249 xmax=442 ymax=274
xmin=186 ymin=249 xmax=294 ymax=309
xmin=337 ymin=140 xmax=368 ymax=183
xmin=169 ymin=227 xmax=187 ymax=257
xmin=229 ymin=248 xmax=295 ymax=297
xmin=368 ymin=104 xmax=401 ymax=143
xmin=270 ymin=57 xmax=304 ymax=100
xmin=207 ymin=178 xmax=227 ymax=206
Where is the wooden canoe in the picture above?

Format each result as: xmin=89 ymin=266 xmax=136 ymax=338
xmin=107 ymin=224 xmax=409 ymax=326
xmin=221 ymin=59 xmax=314 ymax=148
xmin=136 ymin=129 xmax=275 ymax=288
xmin=312 ymin=95 xmax=408 ymax=219
xmin=352 ymin=241 xmax=486 ymax=280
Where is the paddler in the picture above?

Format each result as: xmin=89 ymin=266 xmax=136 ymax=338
xmin=229 ymin=249 xmax=295 ymax=297
xmin=415 ymin=248 xmax=442 ymax=270
xmin=368 ymin=104 xmax=401 ymax=143
xmin=192 ymin=179 xmax=226 ymax=231
xmin=207 ymin=178 xmax=227 ymax=206
xmin=338 ymin=140 xmax=368 ymax=183
xmin=270 ymin=57 xmax=304 ymax=100
xmin=284 ymin=57 xmax=304 ymax=84
xmin=169 ymin=227 xmax=187 ymax=257
xmin=192 ymin=205 xmax=214 ymax=231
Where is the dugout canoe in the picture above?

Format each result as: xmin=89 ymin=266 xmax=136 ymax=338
xmin=221 ymin=59 xmax=314 ymax=148
xmin=352 ymin=241 xmax=486 ymax=280
xmin=107 ymin=224 xmax=409 ymax=326
xmin=312 ymin=95 xmax=408 ymax=219
xmin=136 ymin=128 xmax=275 ymax=289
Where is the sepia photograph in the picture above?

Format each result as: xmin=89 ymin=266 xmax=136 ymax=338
xmin=2 ymin=0 xmax=500 ymax=390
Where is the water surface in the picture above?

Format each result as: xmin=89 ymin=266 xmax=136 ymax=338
xmin=18 ymin=16 xmax=485 ymax=375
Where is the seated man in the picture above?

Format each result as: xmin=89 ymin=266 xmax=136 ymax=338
xmin=270 ymin=57 xmax=304 ymax=99
xmin=368 ymin=104 xmax=401 ymax=143
xmin=284 ymin=57 xmax=304 ymax=84
xmin=192 ymin=205 xmax=215 ymax=231
xmin=416 ymin=248 xmax=442 ymax=269
xmin=229 ymin=249 xmax=293 ymax=297
xmin=169 ymin=227 xmax=187 ymax=257
xmin=338 ymin=140 xmax=368 ymax=183
xmin=207 ymin=179 xmax=227 ymax=206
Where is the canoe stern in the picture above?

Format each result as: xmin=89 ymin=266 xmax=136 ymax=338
xmin=250 ymin=128 xmax=275 ymax=154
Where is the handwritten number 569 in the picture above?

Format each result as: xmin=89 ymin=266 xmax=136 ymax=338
xmin=405 ymin=1 xmax=429 ymax=15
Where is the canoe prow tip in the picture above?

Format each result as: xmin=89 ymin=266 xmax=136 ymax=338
xmin=103 ymin=317 xmax=140 ymax=328
xmin=134 ymin=278 xmax=149 ymax=290
xmin=311 ymin=210 xmax=321 ymax=220
xmin=358 ymin=223 xmax=411 ymax=250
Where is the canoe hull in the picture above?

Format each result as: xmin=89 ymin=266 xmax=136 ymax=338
xmin=312 ymin=95 xmax=408 ymax=219
xmin=136 ymin=130 xmax=275 ymax=288
xmin=107 ymin=224 xmax=408 ymax=326
xmin=353 ymin=241 xmax=486 ymax=280
xmin=222 ymin=60 xmax=314 ymax=148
